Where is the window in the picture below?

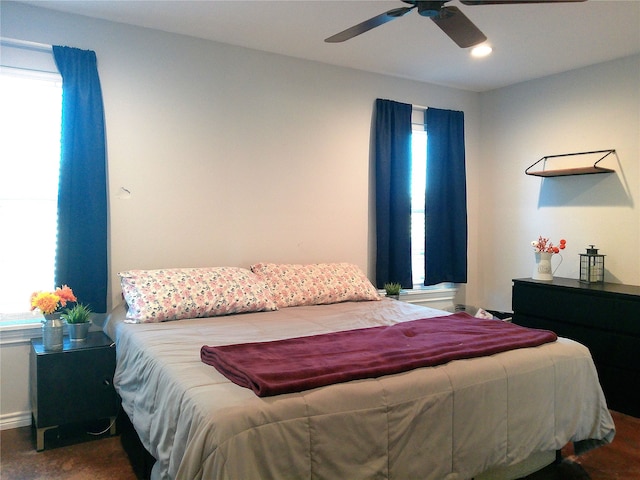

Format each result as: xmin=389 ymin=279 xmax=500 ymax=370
xmin=374 ymin=100 xmax=459 ymax=294
xmin=0 ymin=53 xmax=62 ymax=323
xmin=410 ymin=128 xmax=427 ymax=286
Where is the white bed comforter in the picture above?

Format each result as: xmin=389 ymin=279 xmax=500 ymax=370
xmin=105 ymin=299 xmax=615 ymax=480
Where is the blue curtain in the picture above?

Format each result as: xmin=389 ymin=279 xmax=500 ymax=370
xmin=424 ymin=108 xmax=467 ymax=285
xmin=374 ymin=99 xmax=413 ymax=288
xmin=53 ymin=46 xmax=108 ymax=313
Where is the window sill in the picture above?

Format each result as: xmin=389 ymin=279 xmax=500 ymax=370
xmin=379 ymin=283 xmax=457 ymax=309
xmin=0 ymin=309 xmax=108 ymax=345
xmin=0 ymin=321 xmax=43 ymax=345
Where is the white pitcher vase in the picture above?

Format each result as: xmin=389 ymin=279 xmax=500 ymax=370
xmin=533 ymin=252 xmax=562 ymax=281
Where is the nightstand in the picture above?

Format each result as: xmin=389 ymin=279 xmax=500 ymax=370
xmin=30 ymin=331 xmax=119 ymax=451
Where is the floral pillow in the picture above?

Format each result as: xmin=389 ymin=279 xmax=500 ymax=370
xmin=119 ymin=267 xmax=278 ymax=323
xmin=250 ymin=262 xmax=380 ymax=308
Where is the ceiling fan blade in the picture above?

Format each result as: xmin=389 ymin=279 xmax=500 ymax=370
xmin=460 ymin=0 xmax=586 ymax=5
xmin=325 ymin=6 xmax=414 ymax=43
xmin=430 ymin=6 xmax=487 ymax=48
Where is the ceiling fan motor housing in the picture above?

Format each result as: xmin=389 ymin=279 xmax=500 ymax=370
xmin=413 ymin=1 xmax=449 ymax=17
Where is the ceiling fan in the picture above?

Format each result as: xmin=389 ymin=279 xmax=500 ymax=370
xmin=325 ymin=0 xmax=586 ymax=49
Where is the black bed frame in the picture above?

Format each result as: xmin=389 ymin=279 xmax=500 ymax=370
xmin=118 ymin=411 xmax=155 ymax=480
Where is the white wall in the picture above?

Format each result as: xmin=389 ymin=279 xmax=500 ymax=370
xmin=0 ymin=1 xmax=481 ymax=427
xmin=478 ymin=54 xmax=640 ymax=312
xmin=0 ymin=334 xmax=33 ymax=429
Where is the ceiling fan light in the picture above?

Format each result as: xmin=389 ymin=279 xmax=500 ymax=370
xmin=471 ymin=44 xmax=492 ymax=57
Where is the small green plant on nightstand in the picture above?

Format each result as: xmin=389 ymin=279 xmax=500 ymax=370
xmin=61 ymin=303 xmax=92 ymax=324
xmin=384 ymin=282 xmax=402 ymax=297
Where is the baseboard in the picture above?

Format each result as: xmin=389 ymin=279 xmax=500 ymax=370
xmin=0 ymin=410 xmax=32 ymax=431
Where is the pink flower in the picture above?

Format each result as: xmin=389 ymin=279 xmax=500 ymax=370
xmin=531 ymin=236 xmax=566 ymax=255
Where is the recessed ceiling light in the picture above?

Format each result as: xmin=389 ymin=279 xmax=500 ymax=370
xmin=471 ymin=44 xmax=493 ymax=58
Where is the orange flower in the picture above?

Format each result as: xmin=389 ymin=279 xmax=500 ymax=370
xmin=30 ymin=285 xmax=78 ymax=315
xmin=31 ymin=292 xmax=62 ymax=315
xmin=54 ymin=285 xmax=77 ymax=306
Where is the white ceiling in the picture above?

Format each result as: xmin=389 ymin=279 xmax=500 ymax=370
xmin=19 ymin=0 xmax=640 ymax=91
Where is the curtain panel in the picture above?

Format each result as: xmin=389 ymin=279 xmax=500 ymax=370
xmin=374 ymin=99 xmax=413 ymax=289
xmin=53 ymin=46 xmax=108 ymax=313
xmin=424 ymin=107 xmax=468 ymax=285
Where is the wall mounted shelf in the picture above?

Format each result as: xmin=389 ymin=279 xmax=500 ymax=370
xmin=525 ymin=149 xmax=616 ymax=177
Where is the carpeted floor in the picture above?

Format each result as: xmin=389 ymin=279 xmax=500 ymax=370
xmin=562 ymin=409 xmax=640 ymax=480
xmin=520 ymin=410 xmax=640 ymax=480
xmin=1 ymin=410 xmax=638 ymax=479
xmin=0 ymin=420 xmax=137 ymax=480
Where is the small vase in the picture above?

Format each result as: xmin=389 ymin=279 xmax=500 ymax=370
xmin=533 ymin=252 xmax=562 ymax=281
xmin=42 ymin=314 xmax=64 ymax=351
xmin=68 ymin=321 xmax=91 ymax=342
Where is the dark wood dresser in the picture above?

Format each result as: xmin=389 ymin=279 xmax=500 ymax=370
xmin=512 ymin=277 xmax=640 ymax=418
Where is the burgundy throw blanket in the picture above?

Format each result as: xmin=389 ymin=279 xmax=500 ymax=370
xmin=200 ymin=312 xmax=557 ymax=397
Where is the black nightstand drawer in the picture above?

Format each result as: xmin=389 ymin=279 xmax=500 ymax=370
xmin=513 ymin=313 xmax=640 ymax=371
xmin=30 ymin=331 xmax=120 ymax=450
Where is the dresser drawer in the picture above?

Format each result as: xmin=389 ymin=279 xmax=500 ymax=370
xmin=512 ymin=280 xmax=640 ymax=336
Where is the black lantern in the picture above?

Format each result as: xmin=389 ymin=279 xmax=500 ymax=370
xmin=579 ymin=245 xmax=605 ymax=283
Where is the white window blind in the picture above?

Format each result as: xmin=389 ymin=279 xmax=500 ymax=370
xmin=411 ymin=108 xmax=427 ymax=286
xmin=0 ymin=39 xmax=62 ymax=322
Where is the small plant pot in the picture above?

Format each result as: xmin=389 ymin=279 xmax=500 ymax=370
xmin=68 ymin=322 xmax=91 ymax=342
xmin=42 ymin=315 xmax=64 ymax=351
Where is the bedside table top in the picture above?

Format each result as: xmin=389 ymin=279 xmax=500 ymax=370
xmin=31 ymin=331 xmax=114 ymax=355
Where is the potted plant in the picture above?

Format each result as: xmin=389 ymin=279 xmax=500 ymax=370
xmin=31 ymin=285 xmax=77 ymax=351
xmin=383 ymin=282 xmax=402 ymax=300
xmin=62 ymin=303 xmax=92 ymax=342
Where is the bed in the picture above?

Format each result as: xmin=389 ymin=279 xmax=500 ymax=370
xmin=104 ymin=263 xmax=615 ymax=480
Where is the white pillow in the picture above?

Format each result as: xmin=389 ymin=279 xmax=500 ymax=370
xmin=119 ymin=267 xmax=278 ymax=323
xmin=250 ymin=262 xmax=380 ymax=308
